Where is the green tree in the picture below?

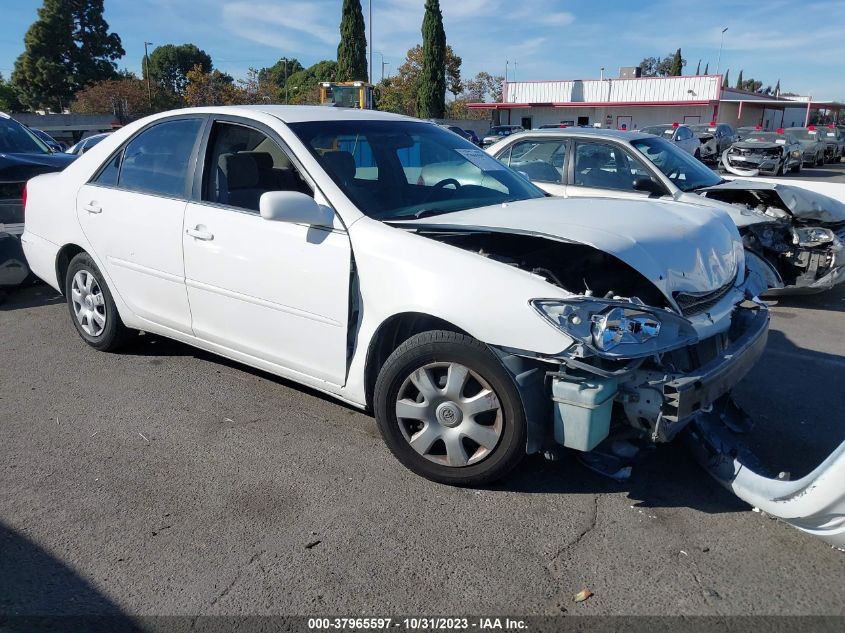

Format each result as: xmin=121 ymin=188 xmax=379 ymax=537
xmin=735 ymin=69 xmax=744 ymax=89
xmin=12 ymin=0 xmax=123 ymax=111
xmin=669 ymin=48 xmax=684 ymax=76
xmin=284 ymin=60 xmax=339 ymax=104
xmin=417 ymin=0 xmax=446 ymax=118
xmin=722 ymin=70 xmax=730 ymax=88
xmin=146 ymin=44 xmax=212 ymax=95
xmin=695 ymin=59 xmax=701 ymax=75
xmin=704 ymin=62 xmax=709 ymax=74
xmin=0 ymin=73 xmax=23 ymax=112
xmin=337 ymin=0 xmax=368 ymax=81
xmin=257 ymin=57 xmax=304 ymax=98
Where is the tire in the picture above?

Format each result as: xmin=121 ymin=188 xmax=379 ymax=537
xmin=791 ymin=160 xmax=802 ymax=173
xmin=816 ymin=152 xmax=824 ymax=167
xmin=65 ymin=252 xmax=132 ymax=352
xmin=694 ymin=149 xmax=701 ymax=160
xmin=374 ymin=330 xmax=527 ymax=486
xmin=777 ymin=159 xmax=787 ymax=176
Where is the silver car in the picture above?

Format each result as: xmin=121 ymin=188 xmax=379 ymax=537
xmin=639 ymin=123 xmax=702 ymax=158
xmin=487 ymin=128 xmax=845 ymax=295
xmin=785 ymin=126 xmax=826 ymax=166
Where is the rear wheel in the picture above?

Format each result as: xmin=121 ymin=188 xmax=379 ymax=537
xmin=374 ymin=330 xmax=527 ymax=486
xmin=816 ymin=152 xmax=824 ymax=166
xmin=65 ymin=252 xmax=132 ymax=351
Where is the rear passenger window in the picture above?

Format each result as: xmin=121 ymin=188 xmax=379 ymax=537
xmin=94 ymin=150 xmax=123 ymax=186
xmin=505 ymin=139 xmax=568 ymax=183
xmin=203 ymin=122 xmax=313 ymax=213
xmin=118 ymin=119 xmax=202 ymax=197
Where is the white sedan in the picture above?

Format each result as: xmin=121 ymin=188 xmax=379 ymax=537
xmin=23 ymin=106 xmax=769 ymax=490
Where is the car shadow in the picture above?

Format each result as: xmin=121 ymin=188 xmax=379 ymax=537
xmin=0 ymin=521 xmax=143 ymax=632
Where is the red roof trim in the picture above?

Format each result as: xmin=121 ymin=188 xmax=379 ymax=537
xmin=467 ymin=100 xmax=715 ymax=109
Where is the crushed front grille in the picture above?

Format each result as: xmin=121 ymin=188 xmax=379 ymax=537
xmin=673 ymin=276 xmax=737 ymax=317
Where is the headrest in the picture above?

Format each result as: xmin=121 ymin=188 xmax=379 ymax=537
xmin=239 ymin=151 xmax=274 ymax=171
xmin=219 ymin=152 xmax=259 ymax=189
xmin=321 ymin=151 xmax=356 ymax=183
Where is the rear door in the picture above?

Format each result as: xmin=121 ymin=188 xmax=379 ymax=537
xmin=76 ymin=116 xmax=204 ymax=334
xmin=182 ymin=117 xmax=351 ymax=385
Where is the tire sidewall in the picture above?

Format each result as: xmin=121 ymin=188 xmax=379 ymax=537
xmin=65 ymin=253 xmax=124 ymax=351
xmin=374 ymin=333 xmax=527 ymax=486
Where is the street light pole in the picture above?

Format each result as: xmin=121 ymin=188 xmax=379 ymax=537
xmin=144 ymin=41 xmax=153 ymax=109
xmin=282 ymin=57 xmax=289 ymax=103
xmin=716 ymin=27 xmax=728 ymax=76
xmin=375 ymin=51 xmax=389 ymax=83
xmin=368 ymin=0 xmax=373 ymax=83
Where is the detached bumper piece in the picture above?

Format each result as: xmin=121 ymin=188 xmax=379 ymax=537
xmin=686 ymin=414 xmax=845 ymax=548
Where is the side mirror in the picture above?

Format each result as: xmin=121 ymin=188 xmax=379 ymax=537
xmin=259 ymin=191 xmax=334 ymax=226
xmin=632 ymin=177 xmax=666 ymax=196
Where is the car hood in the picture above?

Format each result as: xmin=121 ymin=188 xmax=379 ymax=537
xmin=700 ymin=180 xmax=845 ymax=223
xmin=729 ymin=141 xmax=782 ymax=151
xmin=0 ymin=151 xmax=77 ymax=183
xmin=395 ymin=196 xmax=742 ymax=299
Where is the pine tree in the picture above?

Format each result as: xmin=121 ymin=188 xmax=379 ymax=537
xmin=736 ymin=70 xmax=744 ymax=90
xmin=704 ymin=62 xmax=709 ymax=74
xmin=417 ymin=0 xmax=446 ymax=118
xmin=669 ymin=48 xmax=683 ymax=76
xmin=337 ymin=0 xmax=368 ymax=82
xmin=695 ymin=59 xmax=701 ymax=75
xmin=722 ymin=70 xmax=730 ymax=89
xmin=12 ymin=0 xmax=123 ymax=111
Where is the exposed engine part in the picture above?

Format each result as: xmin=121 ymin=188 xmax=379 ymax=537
xmin=417 ymin=230 xmax=668 ymax=308
xmin=741 ymin=222 xmax=839 ymax=287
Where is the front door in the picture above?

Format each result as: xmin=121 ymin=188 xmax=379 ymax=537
xmin=182 ymin=119 xmax=351 ymax=385
xmin=565 ymin=140 xmax=660 ymax=201
xmin=76 ymin=117 xmax=204 ymax=334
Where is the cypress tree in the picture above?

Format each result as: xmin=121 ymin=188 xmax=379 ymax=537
xmin=669 ymin=48 xmax=683 ymax=76
xmin=12 ymin=0 xmax=123 ymax=111
xmin=337 ymin=0 xmax=368 ymax=82
xmin=774 ymin=79 xmax=781 ymax=96
xmin=736 ymin=70 xmax=744 ymax=90
xmin=704 ymin=62 xmax=709 ymax=74
xmin=695 ymin=59 xmax=701 ymax=75
xmin=722 ymin=70 xmax=730 ymax=89
xmin=417 ymin=0 xmax=446 ymax=119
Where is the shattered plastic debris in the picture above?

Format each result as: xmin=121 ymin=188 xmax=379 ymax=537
xmin=574 ymin=588 xmax=594 ymax=603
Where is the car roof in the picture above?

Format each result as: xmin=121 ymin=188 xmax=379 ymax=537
xmin=498 ymin=127 xmax=655 ymax=142
xmin=184 ymin=104 xmax=417 ymax=124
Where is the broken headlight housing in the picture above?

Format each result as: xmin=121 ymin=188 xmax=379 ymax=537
xmin=793 ymin=227 xmax=835 ymax=247
xmin=530 ymin=298 xmax=699 ymax=359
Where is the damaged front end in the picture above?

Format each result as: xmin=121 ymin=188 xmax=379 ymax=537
xmin=721 ymin=144 xmax=787 ymax=177
xmin=700 ymin=182 xmax=845 ymax=294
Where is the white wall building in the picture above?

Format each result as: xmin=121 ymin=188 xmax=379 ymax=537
xmin=469 ymin=75 xmax=841 ymax=131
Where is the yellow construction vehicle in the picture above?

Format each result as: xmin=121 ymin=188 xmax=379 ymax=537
xmin=319 ymin=81 xmax=374 ymax=109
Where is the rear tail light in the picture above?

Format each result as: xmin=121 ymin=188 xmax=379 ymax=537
xmin=22 ymin=183 xmax=27 ymax=215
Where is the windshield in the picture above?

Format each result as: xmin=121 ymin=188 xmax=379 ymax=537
xmin=640 ymin=125 xmax=675 ymax=137
xmin=689 ymin=125 xmax=717 ymax=134
xmin=289 ymin=120 xmax=544 ymax=221
xmin=744 ymin=133 xmax=781 ymax=143
xmin=632 ymin=136 xmax=721 ymax=192
xmin=0 ymin=117 xmax=52 ymax=154
xmin=788 ymin=129 xmax=818 ymax=141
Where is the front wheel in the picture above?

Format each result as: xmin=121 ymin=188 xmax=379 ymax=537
xmin=65 ymin=252 xmax=132 ymax=351
xmin=374 ymin=330 xmax=527 ymax=486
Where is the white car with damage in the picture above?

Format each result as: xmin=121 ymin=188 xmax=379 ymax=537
xmin=488 ymin=128 xmax=845 ymax=295
xmin=20 ymin=106 xmax=844 ymax=547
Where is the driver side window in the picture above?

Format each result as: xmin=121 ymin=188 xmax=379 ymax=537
xmin=203 ymin=121 xmax=312 ymax=213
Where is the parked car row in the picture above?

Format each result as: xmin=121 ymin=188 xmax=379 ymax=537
xmin=10 ymin=105 xmax=845 ymax=548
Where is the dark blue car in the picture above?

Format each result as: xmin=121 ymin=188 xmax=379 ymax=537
xmin=1 ymin=114 xmax=76 ymax=289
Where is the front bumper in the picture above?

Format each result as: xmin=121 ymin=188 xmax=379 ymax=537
xmin=549 ymin=305 xmax=769 ymax=450
xmin=724 ymin=152 xmax=782 ymax=176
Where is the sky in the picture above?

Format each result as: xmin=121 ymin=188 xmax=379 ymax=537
xmin=1 ymin=0 xmax=844 ymax=100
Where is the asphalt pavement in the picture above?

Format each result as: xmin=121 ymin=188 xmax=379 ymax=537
xmin=1 ymin=276 xmax=844 ymax=621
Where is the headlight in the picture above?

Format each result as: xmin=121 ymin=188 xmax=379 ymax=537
xmin=793 ymin=227 xmax=835 ymax=247
xmin=530 ymin=298 xmax=699 ymax=359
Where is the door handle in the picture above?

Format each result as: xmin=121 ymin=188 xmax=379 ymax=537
xmin=83 ymin=202 xmax=102 ymax=214
xmin=186 ymin=226 xmax=214 ymax=241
